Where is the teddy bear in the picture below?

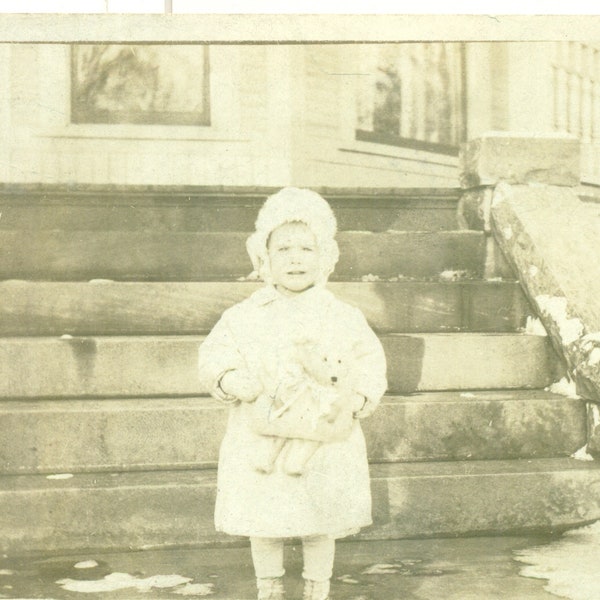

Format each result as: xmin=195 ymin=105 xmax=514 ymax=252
xmin=250 ymin=338 xmax=362 ymax=476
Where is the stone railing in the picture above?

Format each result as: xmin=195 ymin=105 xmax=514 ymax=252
xmin=458 ymin=132 xmax=600 ymax=454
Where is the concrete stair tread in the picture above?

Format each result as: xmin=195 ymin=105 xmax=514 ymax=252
xmin=369 ymin=457 xmax=600 ymax=478
xmin=0 ymin=186 xmax=461 ymax=232
xmin=0 ymin=389 xmax=573 ymax=410
xmin=3 ymin=457 xmax=600 ymax=553
xmin=0 ymin=230 xmax=487 ymax=280
xmin=0 ymin=333 xmax=561 ymax=397
xmin=0 ymin=389 xmax=585 ymax=474
xmin=3 ymin=457 xmax=598 ymax=491
xmin=1 ymin=469 xmax=216 ymax=491
xmin=386 ymin=389 xmax=571 ymax=403
xmin=0 ymin=279 xmax=528 ymax=335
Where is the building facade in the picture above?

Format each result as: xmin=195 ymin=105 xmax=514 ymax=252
xmin=1 ymin=41 xmax=599 ymax=189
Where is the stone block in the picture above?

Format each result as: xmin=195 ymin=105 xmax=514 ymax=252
xmin=0 ymin=390 xmax=584 ymax=475
xmin=0 ymin=279 xmax=530 ymax=336
xmin=3 ymin=459 xmax=600 ymax=553
xmin=0 ymin=333 xmax=560 ymax=399
xmin=0 ymin=230 xmax=486 ymax=281
xmin=460 ymin=133 xmax=580 ymax=188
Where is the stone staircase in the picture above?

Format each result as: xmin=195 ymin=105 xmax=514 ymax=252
xmin=1 ymin=186 xmax=599 ymax=555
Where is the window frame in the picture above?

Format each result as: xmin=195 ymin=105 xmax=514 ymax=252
xmin=353 ymin=42 xmax=468 ymax=157
xmin=70 ymin=43 xmax=211 ymax=127
xmin=36 ymin=43 xmax=244 ymax=143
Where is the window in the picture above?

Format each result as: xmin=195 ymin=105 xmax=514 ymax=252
xmin=71 ymin=44 xmax=210 ymax=126
xmin=356 ymin=43 xmax=466 ymax=155
xmin=553 ymin=42 xmax=600 ymax=143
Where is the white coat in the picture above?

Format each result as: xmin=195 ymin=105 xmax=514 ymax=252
xmin=198 ymin=285 xmax=388 ymax=539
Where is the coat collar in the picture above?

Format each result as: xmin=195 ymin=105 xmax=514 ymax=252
xmin=249 ymin=284 xmax=332 ymax=307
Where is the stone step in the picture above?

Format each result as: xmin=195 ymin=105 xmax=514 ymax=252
xmin=0 ymin=230 xmax=486 ymax=280
xmin=0 ymin=391 xmax=585 ymax=475
xmin=0 ymin=334 xmax=560 ymax=399
xmin=0 ymin=280 xmax=530 ymax=336
xmin=2 ymin=458 xmax=599 ymax=554
xmin=0 ymin=186 xmax=460 ymax=232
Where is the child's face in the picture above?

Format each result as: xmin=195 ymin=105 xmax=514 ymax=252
xmin=267 ymin=222 xmax=321 ymax=296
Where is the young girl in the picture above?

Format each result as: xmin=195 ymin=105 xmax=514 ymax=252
xmin=198 ymin=187 xmax=387 ymax=600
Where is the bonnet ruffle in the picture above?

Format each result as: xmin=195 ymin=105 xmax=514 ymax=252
xmin=246 ymin=187 xmax=340 ymax=285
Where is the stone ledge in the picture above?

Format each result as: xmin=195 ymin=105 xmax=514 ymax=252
xmin=460 ymin=133 xmax=580 ymax=188
xmin=490 ymin=183 xmax=600 ymax=449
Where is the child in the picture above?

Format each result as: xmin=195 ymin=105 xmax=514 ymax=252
xmin=198 ymin=187 xmax=387 ymax=600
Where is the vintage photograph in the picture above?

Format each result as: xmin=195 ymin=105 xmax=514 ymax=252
xmin=0 ymin=9 xmax=599 ymax=600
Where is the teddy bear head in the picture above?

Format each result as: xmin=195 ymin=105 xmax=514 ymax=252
xmin=293 ymin=338 xmax=351 ymax=388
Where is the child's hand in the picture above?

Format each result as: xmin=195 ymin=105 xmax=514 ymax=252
xmin=351 ymin=394 xmax=377 ymax=418
xmin=220 ymin=369 xmax=262 ymax=402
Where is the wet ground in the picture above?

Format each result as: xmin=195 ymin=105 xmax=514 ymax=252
xmin=0 ymin=533 xmax=583 ymax=600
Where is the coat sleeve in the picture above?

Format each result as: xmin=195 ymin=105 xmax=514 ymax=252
xmin=347 ymin=307 xmax=388 ymax=410
xmin=198 ymin=308 xmax=247 ymax=402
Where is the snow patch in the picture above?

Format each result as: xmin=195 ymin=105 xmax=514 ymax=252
xmin=88 ymin=279 xmax=114 ymax=284
xmin=525 ymin=316 xmax=548 ymax=336
xmin=173 ymin=582 xmax=215 ymax=596
xmin=460 ymin=393 xmax=476 ymax=398
xmin=337 ymin=574 xmax=359 ymax=584
xmin=572 ymin=445 xmax=594 ymax=462
xmin=515 ymin=521 xmax=600 ymax=600
xmin=491 ymin=182 xmax=513 ymax=207
xmin=0 ymin=570 xmax=14 ymax=576
xmin=56 ymin=572 xmax=192 ymax=594
xmin=535 ymin=295 xmax=584 ymax=345
xmin=439 ymin=269 xmax=469 ymax=281
xmin=528 ymin=264 xmax=538 ymax=277
xmin=580 ymin=333 xmax=600 ymax=365
xmin=237 ymin=270 xmax=260 ymax=282
xmin=74 ymin=560 xmax=99 ymax=569
xmin=589 ymin=348 xmax=600 ymax=366
xmin=361 ymin=563 xmax=401 ymax=575
xmin=46 ymin=473 xmax=74 ymax=480
xmin=589 ymin=403 xmax=600 ymax=435
xmin=545 ymin=377 xmax=580 ymax=399
xmin=360 ymin=273 xmax=380 ymax=282
xmin=60 ymin=334 xmax=73 ymax=340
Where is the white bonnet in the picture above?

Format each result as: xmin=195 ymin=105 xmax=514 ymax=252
xmin=246 ymin=187 xmax=340 ymax=285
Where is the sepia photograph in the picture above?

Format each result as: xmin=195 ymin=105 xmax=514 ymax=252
xmin=0 ymin=5 xmax=599 ymax=599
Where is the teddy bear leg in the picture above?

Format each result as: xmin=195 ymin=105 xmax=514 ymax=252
xmin=283 ymin=439 xmax=321 ymax=476
xmin=253 ymin=436 xmax=287 ymax=474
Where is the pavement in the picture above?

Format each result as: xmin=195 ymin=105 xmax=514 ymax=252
xmin=0 ymin=535 xmax=568 ymax=600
